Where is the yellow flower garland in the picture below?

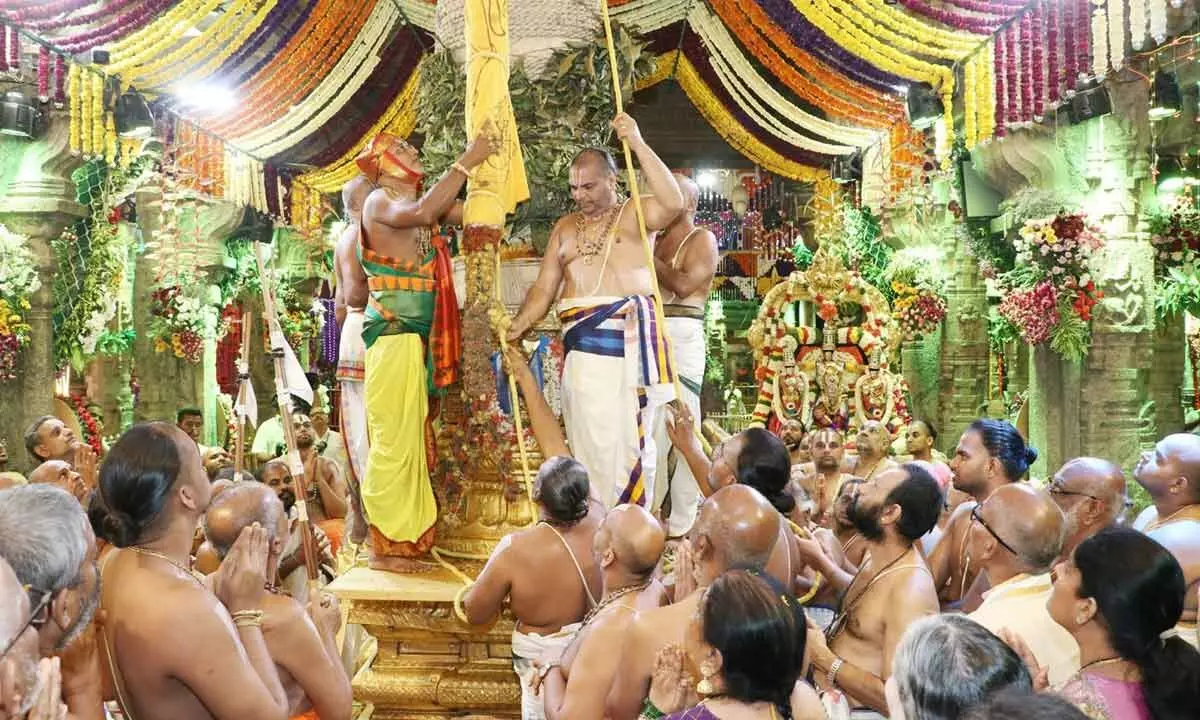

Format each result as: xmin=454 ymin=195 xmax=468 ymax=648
xmin=109 ymin=0 xmax=224 ymax=77
xmin=832 ymin=0 xmax=975 ymax=60
xmin=79 ymin=68 xmax=92 ymax=156
xmin=92 ymin=73 xmax=105 ymax=160
xmin=135 ymin=0 xmax=268 ymax=89
xmin=978 ymin=42 xmax=995 ymax=142
xmin=636 ymin=51 xmax=674 ymax=91
xmin=846 ymin=0 xmax=980 ymax=50
xmin=672 ymin=52 xmax=826 ymax=182
xmin=68 ymin=63 xmax=81 ymax=154
xmin=162 ymin=0 xmax=279 ymax=90
xmin=105 ymin=113 xmax=117 ymax=164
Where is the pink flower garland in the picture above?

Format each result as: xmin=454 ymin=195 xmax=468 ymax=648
xmin=36 ymin=44 xmax=47 ymax=101
xmin=0 ymin=27 xmax=8 ymax=73
xmin=995 ymin=29 xmax=1008 ymax=136
xmin=894 ymin=0 xmax=1008 ymax=34
xmin=942 ymin=0 xmax=1023 ymax=12
xmin=1031 ymin=3 xmax=1045 ymax=119
xmin=1047 ymin=0 xmax=1061 ymax=103
xmin=7 ymin=27 xmax=18 ymax=71
xmin=55 ymin=0 xmax=173 ymax=54
xmin=0 ymin=0 xmax=93 ymax=23
xmin=1063 ymin=0 xmax=1077 ymax=90
xmin=53 ymin=53 xmax=65 ymax=107
xmin=1075 ymin=0 xmax=1091 ymax=82
xmin=1020 ymin=12 xmax=1033 ymax=123
xmin=1006 ymin=23 xmax=1019 ymax=125
xmin=22 ymin=0 xmax=150 ymax=31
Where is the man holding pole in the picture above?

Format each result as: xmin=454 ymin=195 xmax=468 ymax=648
xmin=506 ymin=115 xmax=685 ymax=510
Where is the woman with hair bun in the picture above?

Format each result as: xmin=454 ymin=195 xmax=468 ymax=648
xmin=1045 ymin=527 xmax=1200 ymax=720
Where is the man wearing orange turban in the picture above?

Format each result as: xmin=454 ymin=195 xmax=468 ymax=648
xmin=354 ymin=130 xmax=497 ymax=572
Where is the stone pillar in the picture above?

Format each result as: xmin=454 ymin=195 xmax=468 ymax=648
xmin=937 ymin=236 xmax=989 ymax=452
xmin=0 ymin=115 xmax=86 ymax=473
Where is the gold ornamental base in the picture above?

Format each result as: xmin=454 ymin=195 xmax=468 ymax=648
xmin=329 ymin=566 xmax=521 ymax=719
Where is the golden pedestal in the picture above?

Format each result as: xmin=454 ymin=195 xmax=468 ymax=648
xmin=329 ymin=566 xmax=522 ymax=719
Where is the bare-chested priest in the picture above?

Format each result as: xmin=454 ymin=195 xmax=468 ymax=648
xmin=506 ymin=113 xmax=685 ymax=511
xmin=204 ymin=483 xmax=351 ymax=720
xmin=1133 ymin=433 xmax=1200 ymax=648
xmin=463 ymin=456 xmax=604 ymax=720
xmin=333 ymin=174 xmax=373 ymax=546
xmin=650 ymin=173 xmax=718 ymax=538
xmin=354 ymin=131 xmax=496 ymax=571
xmin=90 ymin=423 xmax=291 ymax=720
xmin=803 ymin=463 xmax=942 ymax=716
xmin=605 ymin=485 xmax=784 ymax=720
xmin=541 ymin=504 xmax=667 ymax=720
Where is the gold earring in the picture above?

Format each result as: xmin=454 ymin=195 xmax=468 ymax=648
xmin=696 ymin=674 xmax=716 ymax=696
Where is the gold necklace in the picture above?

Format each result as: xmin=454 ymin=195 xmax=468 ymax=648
xmin=132 ymin=547 xmax=204 ymax=587
xmin=1145 ymin=504 xmax=1200 ymax=532
xmin=580 ymin=580 xmax=649 ymax=627
xmin=575 ymin=205 xmax=622 ymax=265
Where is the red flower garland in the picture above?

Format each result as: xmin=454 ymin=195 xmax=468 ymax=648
xmin=1005 ymin=23 xmax=1019 ymax=126
xmin=0 ymin=27 xmax=9 ymax=73
xmin=53 ymin=53 xmax=65 ymax=106
xmin=1075 ymin=0 xmax=1090 ymax=83
xmin=1047 ymin=0 xmax=1061 ymax=104
xmin=995 ymin=28 xmax=1008 ymax=136
xmin=7 ymin=27 xmax=18 ymax=71
xmin=1030 ymin=3 xmax=1045 ymax=119
xmin=1020 ymin=12 xmax=1033 ymax=123
xmin=0 ymin=0 xmax=94 ymax=23
xmin=36 ymin=45 xmax=48 ymax=101
xmin=69 ymin=393 xmax=104 ymax=456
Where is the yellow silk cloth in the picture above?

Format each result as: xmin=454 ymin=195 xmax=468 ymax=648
xmin=361 ymin=335 xmax=437 ymax=552
xmin=463 ymin=0 xmax=529 ymax=225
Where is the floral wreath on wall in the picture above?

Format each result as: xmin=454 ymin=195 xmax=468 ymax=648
xmin=149 ymin=274 xmax=228 ymax=363
xmin=989 ymin=211 xmax=1105 ymax=361
xmin=0 ymin=224 xmax=39 ymax=382
xmin=1148 ymin=200 xmax=1200 ymax=321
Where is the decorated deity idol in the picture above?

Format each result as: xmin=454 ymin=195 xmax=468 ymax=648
xmin=810 ymin=328 xmax=848 ymax=429
xmin=771 ymin=334 xmax=810 ymax=424
xmin=854 ymin=350 xmax=895 ymax=430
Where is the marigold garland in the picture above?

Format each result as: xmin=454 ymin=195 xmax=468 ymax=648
xmin=68 ymin=63 xmax=81 ymax=153
xmin=978 ymin=41 xmax=995 ymax=141
xmin=91 ymin=73 xmax=105 ymax=158
xmin=138 ymin=0 xmax=278 ymax=90
xmin=108 ymin=0 xmax=223 ymax=73
xmin=964 ymin=52 xmax=977 ymax=148
xmin=843 ymin=0 xmax=981 ymax=53
xmin=818 ymin=0 xmax=970 ymax=63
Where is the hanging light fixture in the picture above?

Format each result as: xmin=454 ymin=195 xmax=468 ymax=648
xmin=0 ymin=89 xmax=42 ymax=139
xmin=906 ymin=83 xmax=943 ymax=130
xmin=1149 ymin=70 xmax=1182 ymax=120
xmin=114 ymin=88 xmax=153 ymax=138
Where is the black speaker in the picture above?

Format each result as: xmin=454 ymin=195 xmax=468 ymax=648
xmin=1067 ymin=83 xmax=1112 ymax=124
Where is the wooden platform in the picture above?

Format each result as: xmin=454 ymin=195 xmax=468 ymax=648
xmin=330 ymin=567 xmax=521 ymax=720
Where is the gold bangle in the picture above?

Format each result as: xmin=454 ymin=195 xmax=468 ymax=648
xmin=231 ymin=609 xmax=264 ymax=628
xmin=452 ymin=162 xmax=474 ymax=179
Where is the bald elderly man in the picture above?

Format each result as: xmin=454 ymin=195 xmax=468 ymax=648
xmin=1133 ymin=433 xmax=1200 ymax=648
xmin=541 ymin=504 xmax=667 ymax=720
xmin=204 ymin=483 xmax=351 ymax=720
xmin=965 ymin=484 xmax=1079 ymax=686
xmin=606 ymin=485 xmax=786 ymax=720
xmin=1047 ymin=457 xmax=1127 ymax=562
xmin=28 ymin=460 xmax=87 ymax=503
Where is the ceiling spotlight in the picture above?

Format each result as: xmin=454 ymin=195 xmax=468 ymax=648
xmin=114 ymin=88 xmax=153 ymax=138
xmin=0 ymin=90 xmax=42 ymax=139
xmin=696 ymin=171 xmax=717 ymax=189
xmin=174 ymin=82 xmax=236 ymax=113
xmin=1149 ymin=70 xmax=1182 ymax=120
xmin=906 ymin=83 xmax=943 ymax=130
xmin=1066 ymin=81 xmax=1112 ymax=125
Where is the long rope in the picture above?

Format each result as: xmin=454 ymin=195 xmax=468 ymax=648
xmin=496 ymin=251 xmax=536 ymax=504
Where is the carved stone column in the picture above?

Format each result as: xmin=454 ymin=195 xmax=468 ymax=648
xmin=0 ymin=114 xmax=86 ymax=472
xmin=937 ymin=235 xmax=989 ymax=452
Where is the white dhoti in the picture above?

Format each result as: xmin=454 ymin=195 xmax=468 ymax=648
xmin=511 ymin=624 xmax=581 ymax=720
xmin=337 ymin=309 xmax=369 ymax=518
xmin=558 ymin=296 xmax=676 ymax=509
xmin=652 ymin=310 xmax=705 ymax=536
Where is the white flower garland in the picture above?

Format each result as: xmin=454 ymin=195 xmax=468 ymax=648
xmin=0 ymin=224 xmax=41 ymax=300
xmin=1091 ymin=3 xmax=1109 ymax=79
xmin=1107 ymin=0 xmax=1126 ymax=70
xmin=1128 ymin=0 xmax=1148 ymax=51
xmin=224 ymin=150 xmax=270 ymax=212
xmin=232 ymin=0 xmax=398 ymax=154
xmin=690 ymin=5 xmax=879 ymax=149
xmin=1149 ymin=0 xmax=1168 ymax=44
xmin=613 ymin=0 xmax=692 ymax=34
xmin=397 ymin=0 xmax=436 ymax=32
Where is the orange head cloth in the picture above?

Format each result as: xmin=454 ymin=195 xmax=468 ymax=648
xmin=355 ymin=133 xmax=424 ymax=185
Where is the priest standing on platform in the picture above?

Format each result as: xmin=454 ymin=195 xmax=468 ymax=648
xmin=506 ymin=114 xmax=685 ymax=511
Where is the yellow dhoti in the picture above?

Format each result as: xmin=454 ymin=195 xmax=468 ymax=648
xmin=363 ymin=334 xmax=437 ymax=556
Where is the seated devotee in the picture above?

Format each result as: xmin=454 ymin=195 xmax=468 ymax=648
xmin=203 ymin=483 xmax=352 ymax=720
xmin=87 ymin=422 xmax=291 ymax=720
xmin=1046 ymin=457 xmax=1127 ymax=562
xmin=24 ymin=416 xmax=83 ymax=467
xmin=650 ymin=569 xmax=824 ymax=720
xmin=849 ymin=420 xmax=900 ymax=481
xmin=1132 ymin=433 xmax=1200 ymax=648
xmin=963 ymin=484 xmax=1079 ymax=687
xmin=885 ymin=614 xmax=1032 ymax=720
xmin=463 ymin=456 xmax=603 ymax=720
xmin=798 ymin=428 xmax=853 ymax=529
xmin=605 ymin=485 xmax=788 ymax=720
xmin=0 ymin=485 xmax=102 ymax=720
xmin=27 ymin=460 xmax=89 ymax=503
xmin=904 ymin=420 xmax=951 ymax=488
xmin=928 ymin=419 xmax=1037 ymax=610
xmin=802 ymin=463 xmax=943 ymax=716
xmin=257 ymin=460 xmax=336 ymax=595
xmin=540 ymin=504 xmax=667 ymax=720
xmin=177 ymin=408 xmax=206 ymax=452
xmin=962 ymin=689 xmax=1088 ymax=720
xmin=0 ymin=553 xmax=65 ymax=720
xmin=1042 ymin=527 xmax=1200 ymax=719
xmin=278 ymin=414 xmax=347 ymax=555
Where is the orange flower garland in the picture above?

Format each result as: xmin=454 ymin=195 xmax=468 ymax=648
xmin=174 ymin=121 xmax=226 ymax=196
xmin=709 ymin=0 xmax=897 ymax=128
xmin=207 ymin=0 xmax=369 ymax=136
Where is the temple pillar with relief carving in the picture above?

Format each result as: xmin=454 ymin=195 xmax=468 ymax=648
xmin=936 ymin=235 xmax=989 ymax=453
xmin=0 ymin=115 xmax=86 ymax=472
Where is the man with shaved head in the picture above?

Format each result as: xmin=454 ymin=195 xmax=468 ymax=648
xmin=1047 ymin=457 xmax=1127 ymax=561
xmin=964 ymin=483 xmax=1079 ymax=686
xmin=649 ymin=172 xmax=718 ymax=538
xmin=850 ymin=420 xmax=899 ymax=481
xmin=333 ymin=173 xmax=373 ymax=547
xmin=1133 ymin=433 xmax=1200 ymax=648
xmin=507 ymin=114 xmax=685 ymax=513
xmin=204 ymin=483 xmax=350 ymax=720
xmin=541 ymin=504 xmax=666 ymax=720
xmin=28 ymin=460 xmax=87 ymax=502
xmin=606 ymin=485 xmax=784 ymax=719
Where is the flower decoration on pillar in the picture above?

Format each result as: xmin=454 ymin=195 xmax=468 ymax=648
xmin=0 ymin=224 xmax=39 ymax=383
xmin=149 ymin=277 xmax=227 ymax=363
xmin=1148 ymin=201 xmax=1200 ymax=321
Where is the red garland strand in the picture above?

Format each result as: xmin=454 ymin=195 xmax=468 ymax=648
xmin=1020 ymin=12 xmax=1033 ymax=123
xmin=53 ymin=53 xmax=65 ymax=106
xmin=1006 ymin=23 xmax=1019 ymax=126
xmin=1075 ymin=0 xmax=1090 ymax=83
xmin=0 ymin=26 xmax=8 ymax=73
xmin=69 ymin=393 xmax=104 ymax=457
xmin=1 ymin=0 xmax=95 ymax=24
xmin=994 ymin=29 xmax=1007 ymax=136
xmin=1030 ymin=3 xmax=1045 ymax=119
xmin=36 ymin=45 xmax=48 ymax=101
xmin=1063 ymin=0 xmax=1077 ymax=90
xmin=7 ymin=27 xmax=17 ymax=71
xmin=1047 ymin=0 xmax=1061 ymax=104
